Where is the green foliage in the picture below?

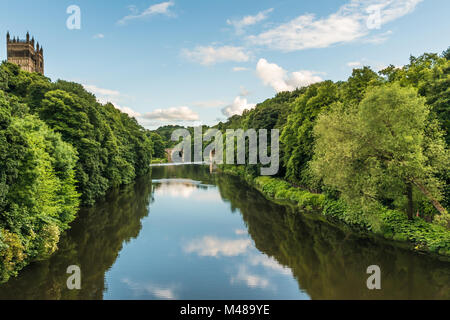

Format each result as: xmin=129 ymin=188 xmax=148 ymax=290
xmin=154 ymin=125 xmax=186 ymax=148
xmin=281 ymin=81 xmax=339 ymax=186
xmin=34 ymin=85 xmax=151 ymax=205
xmin=240 ymin=89 xmax=304 ymax=130
xmin=0 ymin=91 xmax=80 ymax=282
xmin=0 ymin=62 xmax=154 ymax=282
xmin=380 ymin=53 xmax=450 ymax=144
xmin=380 ymin=209 xmax=450 ymax=256
xmin=341 ymin=66 xmax=383 ymax=104
xmin=230 ymin=169 xmax=450 ymax=257
xmin=214 ymin=49 xmax=450 ymax=257
xmin=150 ymin=132 xmax=166 ymax=158
xmin=151 ymin=158 xmax=168 ymax=164
xmin=443 ymin=47 xmax=450 ymax=60
xmin=217 ymin=90 xmax=303 ymax=133
xmin=311 ymin=84 xmax=449 ymax=220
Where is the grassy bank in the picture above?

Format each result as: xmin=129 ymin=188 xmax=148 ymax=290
xmin=151 ymin=158 xmax=169 ymax=164
xmin=220 ymin=165 xmax=450 ymax=258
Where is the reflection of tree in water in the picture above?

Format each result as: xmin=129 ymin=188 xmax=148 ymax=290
xmin=213 ymin=173 xmax=450 ymax=300
xmin=150 ymin=165 xmax=216 ymax=184
xmin=0 ymin=165 xmax=448 ymax=300
xmin=0 ymin=174 xmax=154 ymax=300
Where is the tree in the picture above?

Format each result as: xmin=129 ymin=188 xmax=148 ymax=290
xmin=281 ymin=81 xmax=339 ymax=187
xmin=0 ymin=62 xmax=154 ymax=281
xmin=150 ymin=132 xmax=166 ymax=158
xmin=341 ymin=66 xmax=382 ymax=104
xmin=443 ymin=46 xmax=450 ymax=60
xmin=380 ymin=53 xmax=449 ymax=144
xmin=311 ymin=84 xmax=449 ymax=221
xmin=0 ymin=90 xmax=80 ymax=282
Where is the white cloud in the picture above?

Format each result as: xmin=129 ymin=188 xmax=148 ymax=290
xmin=184 ymin=236 xmax=252 ymax=257
xmin=192 ymin=100 xmax=227 ymax=108
xmin=256 ymin=58 xmax=322 ymax=93
xmin=115 ymin=104 xmax=142 ymax=118
xmin=368 ymin=0 xmax=423 ymax=25
xmin=248 ymin=0 xmax=422 ymax=51
xmin=222 ymin=96 xmax=256 ymax=117
xmin=182 ymin=45 xmax=250 ymax=66
xmin=232 ymin=67 xmax=249 ymax=72
xmin=239 ymin=86 xmax=250 ymax=97
xmin=118 ymin=1 xmax=175 ymax=25
xmin=93 ymin=33 xmax=104 ymax=39
xmin=347 ymin=61 xmax=362 ymax=67
xmin=363 ymin=30 xmax=393 ymax=44
xmin=227 ymin=8 xmax=274 ymax=34
xmin=82 ymin=84 xmax=141 ymax=118
xmin=83 ymin=84 xmax=120 ymax=97
xmin=142 ymin=106 xmax=199 ymax=121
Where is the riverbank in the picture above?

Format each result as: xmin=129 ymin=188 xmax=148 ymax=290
xmin=151 ymin=158 xmax=169 ymax=164
xmin=219 ymin=165 xmax=450 ymax=259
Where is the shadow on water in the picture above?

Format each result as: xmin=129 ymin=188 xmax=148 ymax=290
xmin=0 ymin=174 xmax=154 ymax=299
xmin=213 ymin=173 xmax=450 ymax=300
xmin=0 ymin=164 xmax=448 ymax=299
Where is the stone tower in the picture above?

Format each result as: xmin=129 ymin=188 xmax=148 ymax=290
xmin=6 ymin=32 xmax=44 ymax=74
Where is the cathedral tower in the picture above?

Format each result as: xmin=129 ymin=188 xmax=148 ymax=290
xmin=6 ymin=32 xmax=44 ymax=74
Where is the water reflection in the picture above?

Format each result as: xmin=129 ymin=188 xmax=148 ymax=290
xmin=213 ymin=173 xmax=450 ymax=299
xmin=0 ymin=175 xmax=153 ymax=300
xmin=184 ymin=237 xmax=253 ymax=257
xmin=0 ymin=165 xmax=448 ymax=300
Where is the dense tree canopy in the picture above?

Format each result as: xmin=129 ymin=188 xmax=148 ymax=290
xmin=311 ymin=85 xmax=449 ymax=223
xmin=281 ymin=81 xmax=339 ymax=187
xmin=0 ymin=62 xmax=153 ymax=282
xmin=149 ymin=132 xmax=166 ymax=158
xmin=212 ymin=49 xmax=449 ymax=229
xmin=1 ymin=46 xmax=449 ymax=282
xmin=0 ymin=91 xmax=79 ymax=282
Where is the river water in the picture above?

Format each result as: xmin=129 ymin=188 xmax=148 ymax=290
xmin=0 ymin=164 xmax=448 ymax=299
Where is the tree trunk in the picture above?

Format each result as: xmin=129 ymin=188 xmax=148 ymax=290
xmin=411 ymin=180 xmax=448 ymax=216
xmin=407 ymin=183 xmax=414 ymax=220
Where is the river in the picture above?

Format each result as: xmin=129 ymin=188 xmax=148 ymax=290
xmin=0 ymin=164 xmax=448 ymax=299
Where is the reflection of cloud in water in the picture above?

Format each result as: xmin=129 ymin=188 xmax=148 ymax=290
xmin=229 ymin=254 xmax=291 ymax=290
xmin=153 ymin=179 xmax=219 ymax=201
xmin=231 ymin=266 xmax=270 ymax=289
xmin=184 ymin=236 xmax=252 ymax=257
xmin=249 ymin=254 xmax=292 ymax=276
xmin=122 ymin=278 xmax=178 ymax=299
xmin=154 ymin=181 xmax=197 ymax=198
xmin=189 ymin=192 xmax=222 ymax=202
xmin=235 ymin=229 xmax=247 ymax=235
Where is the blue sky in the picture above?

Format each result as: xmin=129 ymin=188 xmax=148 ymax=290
xmin=1 ymin=0 xmax=449 ymax=129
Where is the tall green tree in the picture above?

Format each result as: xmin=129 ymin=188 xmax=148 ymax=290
xmin=311 ymin=84 xmax=449 ymax=222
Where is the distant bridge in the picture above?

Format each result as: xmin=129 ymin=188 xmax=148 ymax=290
xmin=165 ymin=148 xmax=183 ymax=162
xmin=164 ymin=149 xmax=216 ymax=163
